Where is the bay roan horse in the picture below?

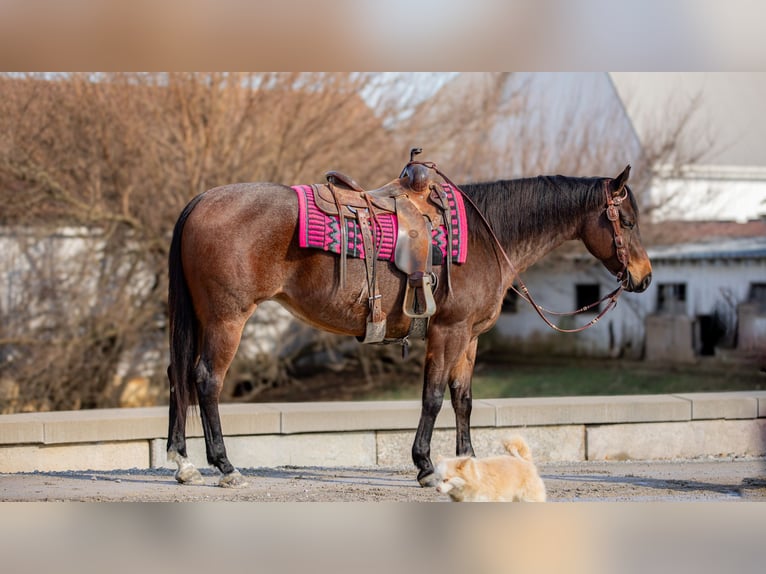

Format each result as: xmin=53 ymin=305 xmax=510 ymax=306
xmin=166 ymin=165 xmax=652 ymax=487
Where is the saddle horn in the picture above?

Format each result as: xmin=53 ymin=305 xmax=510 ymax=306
xmin=400 ymin=147 xmax=424 ymax=178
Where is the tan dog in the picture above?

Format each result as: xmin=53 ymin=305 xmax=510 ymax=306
xmin=434 ymin=436 xmax=546 ymax=502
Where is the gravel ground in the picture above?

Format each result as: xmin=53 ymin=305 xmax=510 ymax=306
xmin=2 ymin=457 xmax=765 ymax=502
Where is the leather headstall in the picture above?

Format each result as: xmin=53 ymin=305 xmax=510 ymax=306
xmin=604 ymin=181 xmax=630 ymax=283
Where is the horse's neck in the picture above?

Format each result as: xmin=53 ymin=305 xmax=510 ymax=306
xmin=506 ymin=224 xmax=577 ymax=275
xmin=467 ymin=176 xmax=593 ymax=280
xmin=508 ymin=205 xmax=588 ymax=280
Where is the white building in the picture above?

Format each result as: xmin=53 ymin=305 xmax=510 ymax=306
xmin=493 ymin=234 xmax=766 ymax=359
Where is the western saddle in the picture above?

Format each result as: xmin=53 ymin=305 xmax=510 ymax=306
xmin=312 ymin=149 xmax=455 ymax=346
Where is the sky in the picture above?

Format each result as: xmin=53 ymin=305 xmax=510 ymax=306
xmin=611 ymin=73 xmax=766 ymax=168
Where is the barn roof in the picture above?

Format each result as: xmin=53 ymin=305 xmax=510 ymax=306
xmin=642 ymin=218 xmax=766 ymax=245
xmin=647 ymin=236 xmax=766 ymax=262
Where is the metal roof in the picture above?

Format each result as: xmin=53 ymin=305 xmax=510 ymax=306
xmin=647 ymin=236 xmax=766 ymax=262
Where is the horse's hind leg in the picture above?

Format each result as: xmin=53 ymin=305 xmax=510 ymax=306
xmin=195 ymin=316 xmax=252 ymax=488
xmin=167 ymin=367 xmax=204 ymax=485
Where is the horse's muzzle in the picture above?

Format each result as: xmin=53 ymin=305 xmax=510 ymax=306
xmin=626 ymin=272 xmax=652 ymax=293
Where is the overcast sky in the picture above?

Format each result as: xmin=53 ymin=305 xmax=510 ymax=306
xmin=611 ymin=73 xmax=766 ymax=168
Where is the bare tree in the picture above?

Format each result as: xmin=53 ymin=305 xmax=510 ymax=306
xmin=0 ymin=72 xmax=428 ymax=412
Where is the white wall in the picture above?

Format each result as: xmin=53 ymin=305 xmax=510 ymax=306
xmin=491 ymin=255 xmax=766 ymax=358
xmin=646 ymin=258 xmax=764 ymax=316
xmin=492 ymin=259 xmax=647 ymax=358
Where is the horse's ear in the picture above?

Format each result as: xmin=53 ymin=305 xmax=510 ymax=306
xmin=609 ymin=165 xmax=631 ymax=196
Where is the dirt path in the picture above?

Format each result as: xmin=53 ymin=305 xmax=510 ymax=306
xmin=2 ymin=457 xmax=764 ymax=502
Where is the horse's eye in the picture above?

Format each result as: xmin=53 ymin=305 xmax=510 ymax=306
xmin=620 ymin=218 xmax=635 ymax=230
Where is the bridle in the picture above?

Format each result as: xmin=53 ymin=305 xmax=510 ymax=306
xmin=605 ymin=180 xmax=630 ymax=284
xmin=410 ymin=161 xmax=632 ymax=334
xmin=508 ymin=180 xmax=631 ymax=334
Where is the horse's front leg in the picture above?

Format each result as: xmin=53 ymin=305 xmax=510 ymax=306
xmin=449 ymin=337 xmax=478 ymax=459
xmin=412 ymin=327 xmax=476 ymax=486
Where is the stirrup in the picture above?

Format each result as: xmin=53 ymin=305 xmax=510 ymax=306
xmin=359 ymin=317 xmax=387 ymax=344
xmin=403 ymin=273 xmax=436 ymax=319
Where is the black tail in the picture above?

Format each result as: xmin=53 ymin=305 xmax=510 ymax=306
xmin=167 ymin=194 xmax=206 ymax=449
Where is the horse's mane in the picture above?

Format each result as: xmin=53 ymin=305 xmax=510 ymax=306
xmin=458 ymin=175 xmax=629 ymax=247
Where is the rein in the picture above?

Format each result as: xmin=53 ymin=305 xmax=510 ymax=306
xmin=411 ymin=161 xmax=629 ymax=334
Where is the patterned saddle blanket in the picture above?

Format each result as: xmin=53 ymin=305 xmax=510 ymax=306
xmin=292 ymin=183 xmax=468 ymax=264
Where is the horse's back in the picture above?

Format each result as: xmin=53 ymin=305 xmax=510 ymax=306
xmin=188 ymin=182 xmax=297 ymax=228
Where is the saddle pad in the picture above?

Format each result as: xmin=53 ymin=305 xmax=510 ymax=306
xmin=292 ymin=183 xmax=468 ymax=263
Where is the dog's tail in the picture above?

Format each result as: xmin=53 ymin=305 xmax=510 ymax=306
xmin=502 ymin=435 xmax=533 ymax=462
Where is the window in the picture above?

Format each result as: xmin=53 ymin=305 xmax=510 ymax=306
xmin=575 ymin=284 xmax=601 ymax=313
xmin=657 ymin=283 xmax=687 ymax=314
xmin=749 ymin=283 xmax=766 ymax=312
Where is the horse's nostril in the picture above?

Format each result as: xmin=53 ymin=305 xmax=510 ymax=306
xmin=639 ymin=274 xmax=652 ymax=292
xmin=634 ymin=273 xmax=652 ymax=293
xmin=626 ymin=273 xmax=652 ymax=293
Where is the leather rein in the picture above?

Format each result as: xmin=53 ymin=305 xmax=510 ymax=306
xmin=411 ymin=161 xmax=630 ymax=334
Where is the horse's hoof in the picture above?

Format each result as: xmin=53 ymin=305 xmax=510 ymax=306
xmin=219 ymin=470 xmax=248 ymax=488
xmin=417 ymin=472 xmax=437 ymax=487
xmin=175 ymin=466 xmax=204 ymax=485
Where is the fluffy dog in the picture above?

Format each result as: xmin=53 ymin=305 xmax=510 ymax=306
xmin=434 ymin=436 xmax=546 ymax=502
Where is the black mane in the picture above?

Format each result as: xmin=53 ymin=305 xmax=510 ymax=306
xmin=459 ymin=175 xmax=611 ymax=247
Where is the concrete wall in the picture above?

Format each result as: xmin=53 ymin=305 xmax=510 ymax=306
xmin=2 ymin=393 xmax=766 ymax=473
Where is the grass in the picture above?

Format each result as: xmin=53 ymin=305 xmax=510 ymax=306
xmin=361 ymin=356 xmax=766 ymax=401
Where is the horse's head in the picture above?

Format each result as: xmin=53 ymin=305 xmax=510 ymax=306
xmin=581 ymin=165 xmax=652 ymax=293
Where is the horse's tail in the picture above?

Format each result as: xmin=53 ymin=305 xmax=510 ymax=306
xmin=502 ymin=435 xmax=533 ymax=462
xmin=167 ymin=194 xmax=206 ymax=421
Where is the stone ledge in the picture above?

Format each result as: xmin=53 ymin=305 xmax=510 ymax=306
xmin=490 ymin=394 xmax=691 ymax=427
xmin=760 ymin=396 xmax=766 ymax=418
xmin=0 ymin=412 xmax=46 ymax=445
xmin=3 ymin=392 xmax=766 ymax=447
xmin=276 ymin=400 xmax=496 ymax=434
xmin=672 ymin=391 xmax=766 ymax=420
xmin=0 ymin=404 xmax=282 ymax=445
xmin=0 ymin=391 xmax=766 ymax=445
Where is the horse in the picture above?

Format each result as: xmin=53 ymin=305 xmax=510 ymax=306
xmin=166 ymin=164 xmax=652 ymax=487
